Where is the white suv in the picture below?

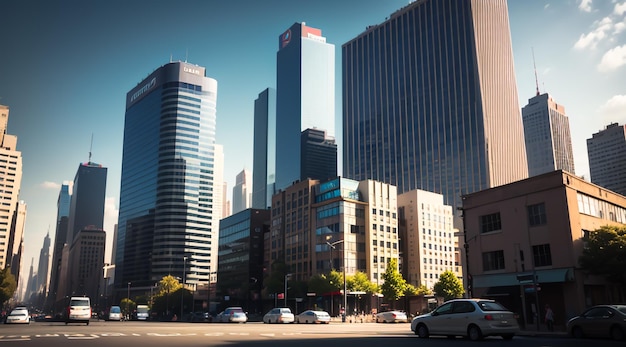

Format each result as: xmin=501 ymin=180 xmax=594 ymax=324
xmin=66 ymin=297 xmax=91 ymax=325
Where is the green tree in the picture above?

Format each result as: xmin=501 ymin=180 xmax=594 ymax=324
xmin=404 ymin=283 xmax=432 ymax=296
xmin=433 ymin=270 xmax=464 ymax=301
xmin=120 ymin=297 xmax=136 ymax=317
xmin=579 ymin=225 xmax=626 ymax=285
xmin=157 ymin=275 xmax=183 ymax=296
xmin=0 ymin=267 xmax=16 ymax=306
xmin=347 ymin=271 xmax=378 ymax=293
xmin=151 ymin=275 xmax=182 ymax=318
xmin=380 ymin=258 xmax=407 ymax=308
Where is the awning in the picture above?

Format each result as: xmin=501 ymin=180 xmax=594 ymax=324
xmin=473 ymin=268 xmax=574 ymax=288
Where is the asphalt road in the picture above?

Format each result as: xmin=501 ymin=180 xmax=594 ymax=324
xmin=0 ymin=320 xmax=621 ymax=347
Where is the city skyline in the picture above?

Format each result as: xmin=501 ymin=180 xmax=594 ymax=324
xmin=0 ymin=0 xmax=625 ymax=286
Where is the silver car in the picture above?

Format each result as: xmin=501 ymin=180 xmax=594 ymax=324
xmin=296 ymin=310 xmax=331 ymax=324
xmin=411 ymin=299 xmax=519 ymax=340
xmin=376 ymin=310 xmax=408 ymax=323
xmin=5 ymin=307 xmax=30 ymax=324
xmin=215 ymin=307 xmax=247 ymax=323
xmin=263 ymin=307 xmax=294 ymax=324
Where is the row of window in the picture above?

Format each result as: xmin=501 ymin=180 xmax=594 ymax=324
xmin=482 ymin=244 xmax=552 ymax=271
xmin=480 ymin=202 xmax=547 ymax=234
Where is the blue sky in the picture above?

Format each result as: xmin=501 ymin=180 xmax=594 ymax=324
xmin=1 ymin=0 xmax=625 ymax=288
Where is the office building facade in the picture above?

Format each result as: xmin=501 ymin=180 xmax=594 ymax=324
xmin=275 ymin=23 xmax=335 ymax=191
xmin=587 ymin=123 xmax=626 ymax=196
xmin=67 ymin=162 xmax=107 ymax=242
xmin=252 ymin=88 xmax=276 ymax=210
xmin=300 ymin=128 xmax=337 ymax=183
xmin=47 ymin=183 xmax=71 ymax=305
xmin=522 ymin=93 xmax=575 ymax=177
xmin=116 ymin=62 xmax=222 ymax=295
xmin=342 ymin=0 xmax=528 ymax=213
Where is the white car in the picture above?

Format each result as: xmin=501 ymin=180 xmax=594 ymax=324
xmin=263 ymin=307 xmax=294 ymax=324
xmin=5 ymin=307 xmax=30 ymax=324
xmin=376 ymin=310 xmax=408 ymax=323
xmin=296 ymin=310 xmax=331 ymax=324
xmin=66 ymin=296 xmax=91 ymax=325
xmin=215 ymin=307 xmax=247 ymax=323
xmin=107 ymin=306 xmax=122 ymax=321
xmin=411 ymin=298 xmax=519 ymax=341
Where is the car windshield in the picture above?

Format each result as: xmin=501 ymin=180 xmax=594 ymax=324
xmin=9 ymin=311 xmax=26 ymax=316
xmin=110 ymin=307 xmax=121 ymax=313
xmin=477 ymin=301 xmax=508 ymax=312
xmin=70 ymin=299 xmax=89 ymax=306
xmin=280 ymin=308 xmax=291 ymax=313
xmin=616 ymin=306 xmax=626 ymax=314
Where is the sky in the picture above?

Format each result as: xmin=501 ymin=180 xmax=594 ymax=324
xmin=0 ymin=0 xmax=625 ymax=293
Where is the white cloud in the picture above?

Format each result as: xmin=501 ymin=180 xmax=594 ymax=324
xmin=40 ymin=181 xmax=60 ymax=190
xmin=579 ymin=0 xmax=593 ymax=12
xmin=574 ymin=16 xmax=613 ymax=49
xmin=544 ymin=3 xmax=550 ymax=10
xmin=615 ymin=2 xmax=626 ymax=15
xmin=597 ymin=44 xmax=626 ymax=71
xmin=598 ymin=95 xmax=626 ymax=123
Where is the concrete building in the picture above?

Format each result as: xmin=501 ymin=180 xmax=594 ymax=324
xmin=398 ymin=189 xmax=460 ymax=290
xmin=116 ymin=62 xmax=222 ymax=298
xmin=587 ymin=123 xmax=626 ymax=196
xmin=342 ymin=0 xmax=528 ymax=215
xmin=461 ymin=170 xmax=626 ymax=327
xmin=232 ymin=169 xmax=252 ymax=214
xmin=252 ymin=88 xmax=276 ymax=210
xmin=275 ymin=23 xmax=335 ymax=191
xmin=300 ymin=128 xmax=337 ymax=183
xmin=68 ymin=227 xmax=106 ymax=300
xmin=522 ymin=93 xmax=575 ymax=177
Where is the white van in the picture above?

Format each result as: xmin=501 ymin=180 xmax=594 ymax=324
xmin=66 ymin=296 xmax=91 ymax=325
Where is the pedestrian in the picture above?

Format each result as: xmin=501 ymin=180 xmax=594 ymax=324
xmin=544 ymin=304 xmax=554 ymax=331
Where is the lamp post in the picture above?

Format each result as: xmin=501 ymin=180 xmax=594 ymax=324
xmin=284 ymin=273 xmax=292 ymax=307
xmin=181 ymin=256 xmax=187 ymax=320
xmin=127 ymin=282 xmax=131 ymax=320
xmin=327 ymin=237 xmax=346 ymax=322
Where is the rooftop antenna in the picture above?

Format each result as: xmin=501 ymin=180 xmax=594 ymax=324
xmin=88 ymin=133 xmax=93 ymax=163
xmin=532 ymin=47 xmax=540 ymax=96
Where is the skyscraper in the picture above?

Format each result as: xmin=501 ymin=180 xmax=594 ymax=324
xmin=275 ymin=22 xmax=335 ymax=191
xmin=116 ymin=61 xmax=222 ymax=293
xmin=587 ymin=123 xmax=626 ymax=196
xmin=342 ymin=0 xmax=528 ymax=213
xmin=522 ymin=93 xmax=575 ymax=176
xmin=47 ymin=182 xmax=71 ymax=305
xmin=35 ymin=232 xmax=51 ymax=303
xmin=252 ymin=88 xmax=276 ymax=210
xmin=232 ymin=169 xmax=252 ymax=214
xmin=0 ymin=105 xmax=24 ymax=272
xmin=67 ymin=162 xmax=107 ymax=241
xmin=300 ymin=128 xmax=337 ymax=183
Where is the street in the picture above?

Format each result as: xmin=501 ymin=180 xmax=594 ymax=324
xmin=0 ymin=320 xmax=622 ymax=347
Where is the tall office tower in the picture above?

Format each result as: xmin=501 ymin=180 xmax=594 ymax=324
xmin=252 ymin=88 xmax=276 ymax=210
xmin=343 ymin=0 xmax=528 ymax=213
xmin=62 ymin=161 xmax=107 ymax=298
xmin=0 ymin=105 xmax=24 ymax=271
xmin=35 ymin=232 xmax=51 ymax=301
xmin=116 ymin=62 xmax=222 ymax=294
xmin=300 ymin=128 xmax=337 ymax=182
xmin=587 ymin=123 xmax=626 ymax=196
xmin=47 ymin=182 xmax=71 ymax=305
xmin=232 ymin=169 xmax=252 ymax=214
xmin=221 ymin=181 xmax=231 ymax=218
xmin=398 ymin=189 xmax=459 ymax=290
xmin=7 ymin=201 xmax=25 ymax=281
xmin=275 ymin=22 xmax=335 ymax=191
xmin=522 ymin=93 xmax=575 ymax=177
xmin=67 ymin=162 xmax=107 ymax=241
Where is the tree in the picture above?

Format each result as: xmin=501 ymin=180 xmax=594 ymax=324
xmin=433 ymin=270 xmax=464 ymax=301
xmin=380 ymin=258 xmax=407 ymax=308
xmin=0 ymin=267 xmax=16 ymax=306
xmin=347 ymin=271 xmax=378 ymax=293
xmin=404 ymin=283 xmax=432 ymax=296
xmin=579 ymin=225 xmax=626 ymax=285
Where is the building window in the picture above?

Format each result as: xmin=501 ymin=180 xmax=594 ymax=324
xmin=532 ymin=244 xmax=552 ymax=267
xmin=480 ymin=213 xmax=501 ymax=233
xmin=482 ymin=250 xmax=505 ymax=271
xmin=528 ymin=203 xmax=547 ymax=226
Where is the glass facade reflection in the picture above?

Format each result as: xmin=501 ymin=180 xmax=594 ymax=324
xmin=342 ymin=0 xmax=528 ymax=213
xmin=116 ymin=62 xmax=220 ymax=290
xmin=252 ymin=88 xmax=276 ymax=210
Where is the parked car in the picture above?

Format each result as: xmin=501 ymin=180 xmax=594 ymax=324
xmin=567 ymin=304 xmax=626 ymax=341
xmin=5 ymin=307 xmax=30 ymax=324
xmin=215 ymin=307 xmax=247 ymax=323
xmin=296 ymin=310 xmax=331 ymax=324
xmin=263 ymin=307 xmax=295 ymax=324
xmin=107 ymin=306 xmax=122 ymax=321
xmin=410 ymin=298 xmax=519 ymax=341
xmin=376 ymin=310 xmax=408 ymax=323
xmin=66 ymin=296 xmax=91 ymax=325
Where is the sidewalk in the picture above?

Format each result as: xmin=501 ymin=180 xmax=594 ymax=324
xmin=517 ymin=323 xmax=568 ymax=338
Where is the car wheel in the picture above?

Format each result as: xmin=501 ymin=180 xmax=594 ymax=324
xmin=571 ymin=326 xmax=584 ymax=339
xmin=502 ymin=334 xmax=514 ymax=340
xmin=417 ymin=324 xmax=429 ymax=338
xmin=610 ymin=326 xmax=624 ymax=341
xmin=468 ymin=324 xmax=483 ymax=341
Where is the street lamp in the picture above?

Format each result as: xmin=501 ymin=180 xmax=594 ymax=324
xmin=181 ymin=256 xmax=187 ymax=320
xmin=326 ymin=237 xmax=346 ymax=322
xmin=127 ymin=282 xmax=131 ymax=320
xmin=284 ymin=273 xmax=292 ymax=307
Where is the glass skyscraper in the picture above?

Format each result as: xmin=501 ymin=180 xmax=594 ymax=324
xmin=116 ymin=62 xmax=221 ymax=291
xmin=252 ymin=88 xmax=276 ymax=210
xmin=275 ymin=22 xmax=335 ymax=191
xmin=342 ymin=0 xmax=528 ymax=212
